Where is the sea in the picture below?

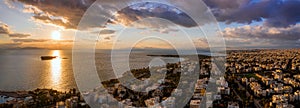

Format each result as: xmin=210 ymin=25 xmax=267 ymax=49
xmin=0 ymin=49 xmax=183 ymax=91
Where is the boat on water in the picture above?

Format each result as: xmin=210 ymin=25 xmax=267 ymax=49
xmin=40 ymin=56 xmax=58 ymax=60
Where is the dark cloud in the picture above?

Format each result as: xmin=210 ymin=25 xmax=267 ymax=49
xmin=113 ymin=4 xmax=197 ymax=28
xmin=14 ymin=0 xmax=300 ymax=29
xmin=99 ymin=29 xmax=115 ymax=35
xmin=223 ymin=24 xmax=300 ymax=48
xmin=8 ymin=33 xmax=30 ymax=38
xmin=204 ymin=0 xmax=300 ymax=27
xmin=223 ymin=25 xmax=300 ymax=41
xmin=12 ymin=39 xmax=49 ymax=43
xmin=203 ymin=0 xmax=250 ymax=9
xmin=16 ymin=0 xmax=198 ymax=29
xmin=0 ymin=23 xmax=10 ymax=34
xmin=225 ymin=38 xmax=300 ymax=49
xmin=18 ymin=0 xmax=95 ymax=29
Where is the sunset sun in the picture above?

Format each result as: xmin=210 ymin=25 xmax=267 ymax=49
xmin=51 ymin=31 xmax=61 ymax=40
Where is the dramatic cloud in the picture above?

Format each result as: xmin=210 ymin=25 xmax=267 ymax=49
xmin=13 ymin=0 xmax=300 ymax=29
xmin=203 ymin=0 xmax=300 ymax=27
xmin=16 ymin=0 xmax=200 ymax=29
xmin=203 ymin=0 xmax=250 ymax=9
xmin=14 ymin=0 xmax=300 ymax=28
xmin=224 ymin=25 xmax=300 ymax=41
xmin=223 ymin=24 xmax=300 ymax=48
xmin=18 ymin=0 xmax=94 ymax=29
xmin=112 ymin=3 xmax=197 ymax=28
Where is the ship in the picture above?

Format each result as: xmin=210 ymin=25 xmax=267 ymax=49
xmin=40 ymin=56 xmax=58 ymax=60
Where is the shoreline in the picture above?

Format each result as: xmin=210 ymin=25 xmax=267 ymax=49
xmin=0 ymin=91 xmax=32 ymax=99
xmin=0 ymin=88 xmax=88 ymax=107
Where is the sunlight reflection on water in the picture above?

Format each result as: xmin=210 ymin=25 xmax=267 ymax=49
xmin=50 ymin=50 xmax=62 ymax=88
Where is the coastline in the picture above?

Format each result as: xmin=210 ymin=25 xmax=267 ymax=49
xmin=0 ymin=88 xmax=88 ymax=107
xmin=0 ymin=53 xmax=211 ymax=107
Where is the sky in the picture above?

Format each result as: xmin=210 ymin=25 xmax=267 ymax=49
xmin=0 ymin=0 xmax=299 ymax=50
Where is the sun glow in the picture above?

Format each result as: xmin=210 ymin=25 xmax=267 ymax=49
xmin=51 ymin=31 xmax=61 ymax=40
